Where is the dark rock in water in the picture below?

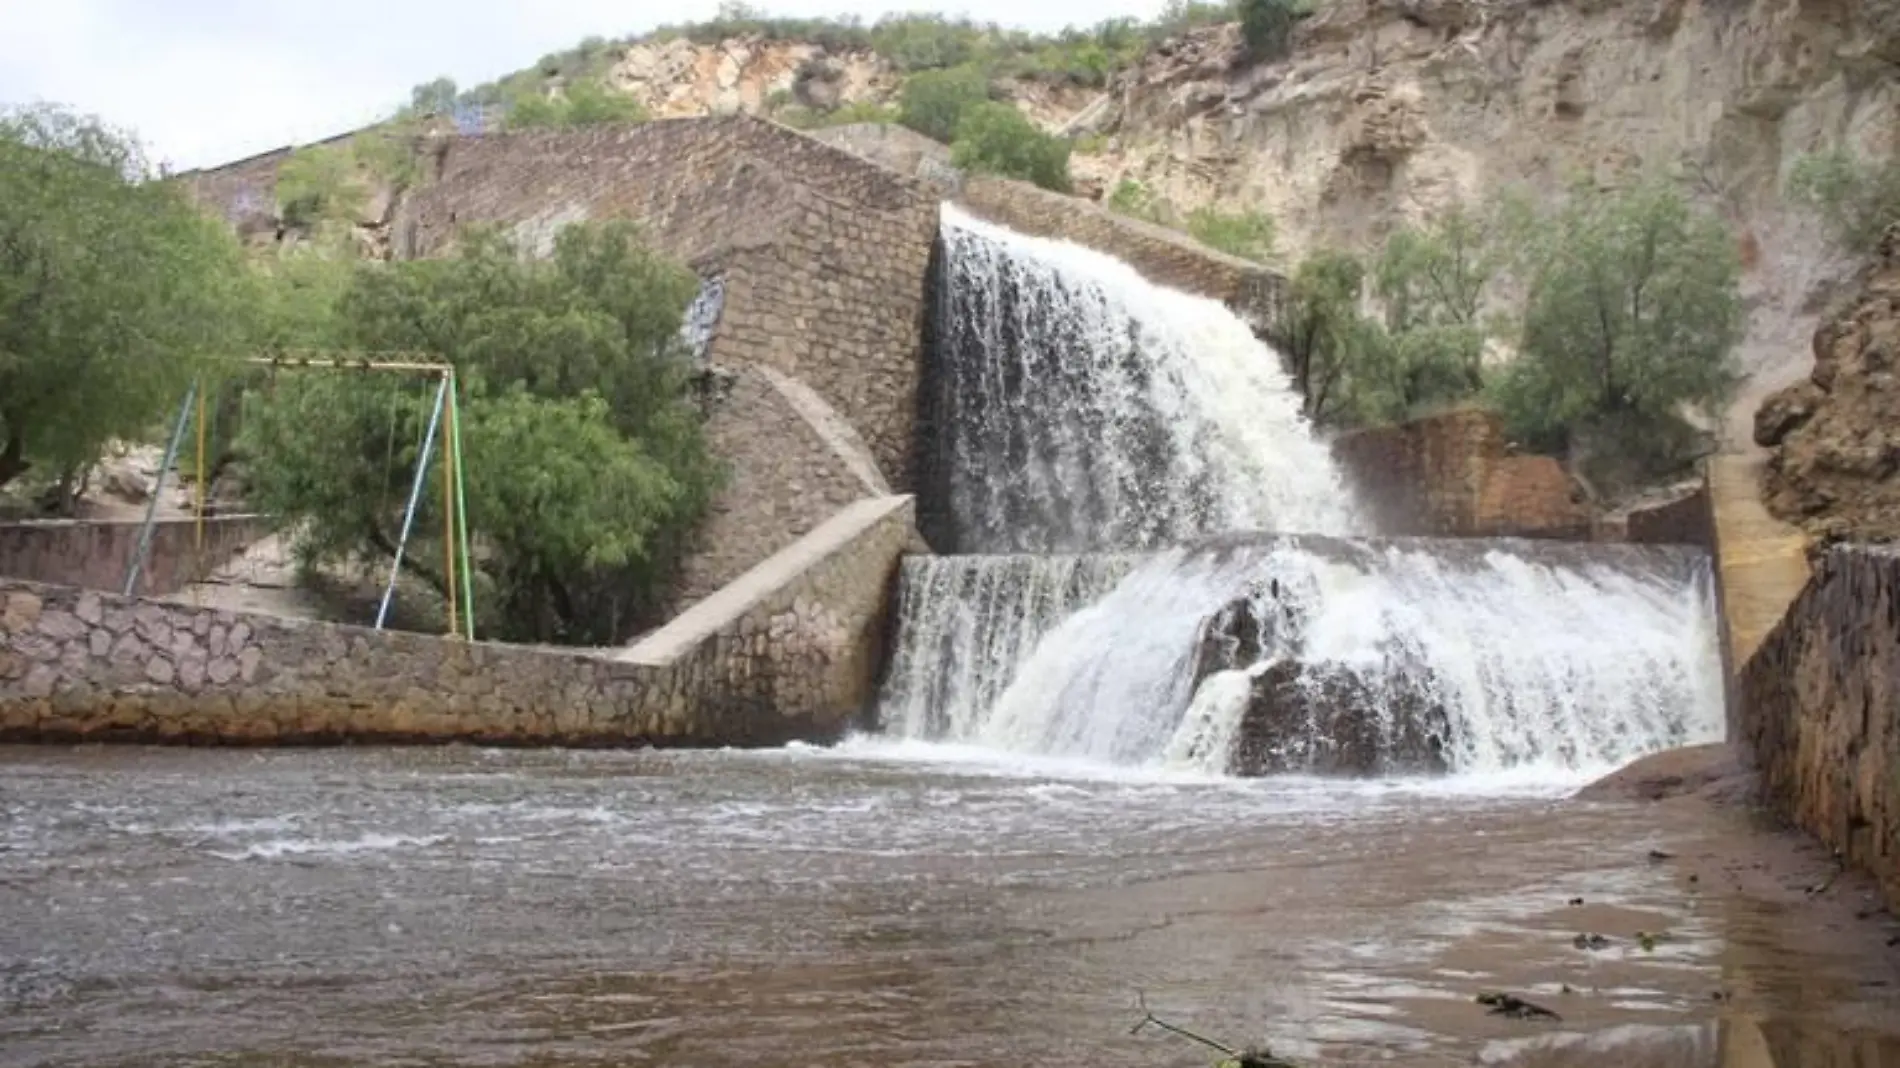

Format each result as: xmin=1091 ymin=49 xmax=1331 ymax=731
xmin=1229 ymin=659 xmax=1450 ymax=777
xmin=1191 ymin=585 xmax=1449 ymax=777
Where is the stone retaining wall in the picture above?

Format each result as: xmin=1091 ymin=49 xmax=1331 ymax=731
xmin=954 ymin=176 xmax=1286 ymax=327
xmin=0 ymin=515 xmax=271 ymax=598
xmin=680 ymin=367 xmax=890 ymax=606
xmin=1737 ymin=545 xmax=1900 ymax=909
xmin=391 ymin=117 xmax=939 ymax=492
xmin=0 ymin=498 xmax=918 ymax=747
xmin=1332 ymin=409 xmax=1591 ymax=539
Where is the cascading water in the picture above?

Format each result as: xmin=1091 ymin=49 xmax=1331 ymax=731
xmin=882 ymin=537 xmax=1725 ymax=776
xmin=878 ymin=554 xmax=1135 ymax=742
xmin=919 ymin=204 xmax=1362 ymax=553
xmin=880 ymin=206 xmax=1727 ymax=779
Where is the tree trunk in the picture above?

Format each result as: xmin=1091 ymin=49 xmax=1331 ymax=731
xmin=0 ymin=429 xmax=27 ymax=491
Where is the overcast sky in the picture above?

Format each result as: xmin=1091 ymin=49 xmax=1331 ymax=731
xmin=0 ymin=0 xmax=1173 ymax=170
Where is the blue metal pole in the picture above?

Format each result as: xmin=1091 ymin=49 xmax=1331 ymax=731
xmin=123 ymin=382 xmax=198 ymax=597
xmin=374 ymin=374 xmax=449 ymax=630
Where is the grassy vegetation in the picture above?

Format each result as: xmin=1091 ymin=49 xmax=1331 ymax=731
xmin=1788 ymin=148 xmax=1900 ymax=255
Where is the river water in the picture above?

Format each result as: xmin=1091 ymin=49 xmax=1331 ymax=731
xmin=5 ymin=742 xmax=1898 ymax=1067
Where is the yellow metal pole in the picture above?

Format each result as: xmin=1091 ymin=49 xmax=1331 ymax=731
xmin=441 ymin=373 xmax=459 ymax=639
xmin=192 ymin=384 xmax=207 ymax=608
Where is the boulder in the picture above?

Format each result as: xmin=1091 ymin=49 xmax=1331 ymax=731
xmin=1229 ymin=659 xmax=1450 ymax=776
xmin=1189 ymin=584 xmax=1450 ymax=777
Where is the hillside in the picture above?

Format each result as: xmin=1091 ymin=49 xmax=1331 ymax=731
xmin=469 ymin=0 xmax=1892 ymax=450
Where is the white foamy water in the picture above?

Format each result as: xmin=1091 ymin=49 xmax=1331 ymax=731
xmin=879 ymin=538 xmax=1724 ymax=778
xmin=922 ymin=204 xmax=1363 ymax=552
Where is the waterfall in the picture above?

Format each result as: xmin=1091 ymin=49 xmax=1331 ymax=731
xmin=877 ymin=554 xmax=1134 ymax=742
xmin=873 ymin=207 xmax=1726 ymax=780
xmin=919 ymin=204 xmax=1362 ymax=553
xmin=882 ymin=537 xmax=1724 ymax=776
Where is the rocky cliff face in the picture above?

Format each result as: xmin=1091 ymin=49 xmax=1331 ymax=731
xmin=607 ymin=37 xmax=896 ymax=118
xmin=1074 ymin=0 xmax=1897 ymax=434
xmin=1756 ymin=224 xmax=1900 ymax=541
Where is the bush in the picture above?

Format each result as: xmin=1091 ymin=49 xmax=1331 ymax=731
xmin=1788 ymin=148 xmax=1900 ymax=255
xmin=275 ymin=142 xmax=366 ymax=229
xmin=1108 ymin=179 xmax=1159 ymax=220
xmin=504 ymin=79 xmax=648 ymax=131
xmin=871 ymin=14 xmax=988 ymax=71
xmin=774 ymin=100 xmax=900 ymax=130
xmin=898 ymin=64 xmax=992 ymax=143
xmin=951 ymin=103 xmax=1073 ymax=193
xmin=1187 ymin=205 xmax=1275 ymax=262
xmin=1239 ymin=0 xmax=1299 ymax=61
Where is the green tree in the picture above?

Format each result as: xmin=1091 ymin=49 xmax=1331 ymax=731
xmin=1493 ymin=179 xmax=1742 ymax=480
xmin=0 ymin=104 xmax=250 ymax=502
xmin=1788 ymin=148 xmax=1900 ymax=255
xmin=409 ymin=77 xmax=460 ymax=115
xmin=1239 ymin=0 xmax=1299 ymax=61
xmin=1187 ymin=205 xmax=1276 ymax=262
xmin=951 ymin=102 xmax=1072 ymax=193
xmin=898 ymin=63 xmax=991 ymax=143
xmin=237 ymin=222 xmax=718 ymax=644
xmin=1274 ymin=249 xmax=1384 ymax=426
xmin=1365 ymin=203 xmax=1504 ymax=415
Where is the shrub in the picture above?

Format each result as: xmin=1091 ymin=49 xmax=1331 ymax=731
xmin=1788 ymin=148 xmax=1900 ymax=255
xmin=1239 ymin=0 xmax=1299 ymax=61
xmin=504 ymin=79 xmax=648 ymax=131
xmin=275 ymin=142 xmax=366 ymax=229
xmin=1186 ymin=205 xmax=1276 ymax=262
xmin=871 ymin=14 xmax=987 ymax=71
xmin=951 ymin=103 xmax=1073 ymax=193
xmin=1107 ymin=178 xmax=1159 ymax=220
xmin=898 ymin=64 xmax=992 ymax=143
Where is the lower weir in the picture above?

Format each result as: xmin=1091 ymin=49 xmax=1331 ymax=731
xmin=876 ymin=536 xmax=1724 ymax=776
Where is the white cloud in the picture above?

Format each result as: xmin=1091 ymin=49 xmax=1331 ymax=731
xmin=0 ymin=0 xmax=1174 ymax=169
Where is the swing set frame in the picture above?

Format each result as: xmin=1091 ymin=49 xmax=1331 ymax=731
xmin=123 ymin=350 xmax=479 ymax=641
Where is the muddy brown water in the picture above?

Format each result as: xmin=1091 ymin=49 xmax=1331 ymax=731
xmin=2 ymin=743 xmax=1897 ymax=1067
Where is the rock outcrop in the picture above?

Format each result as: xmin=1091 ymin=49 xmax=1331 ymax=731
xmin=1189 ymin=589 xmax=1450 ymax=776
xmin=1076 ymin=0 xmax=1898 ymax=432
xmin=1757 ymin=225 xmax=1900 ymax=541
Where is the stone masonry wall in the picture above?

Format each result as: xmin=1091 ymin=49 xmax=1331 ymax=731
xmin=681 ymin=366 xmax=885 ymax=605
xmin=0 ymin=516 xmax=271 ymax=598
xmin=1332 ymin=409 xmax=1591 ymax=539
xmin=392 ymin=117 xmax=939 ymax=490
xmin=955 ymin=176 xmax=1287 ymax=328
xmin=807 ymin=123 xmax=961 ymax=194
xmin=1737 ymin=545 xmax=1900 ymax=910
xmin=0 ymin=497 xmax=918 ymax=747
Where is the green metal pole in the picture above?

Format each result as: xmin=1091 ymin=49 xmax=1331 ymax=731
xmin=448 ymin=371 xmax=476 ymax=641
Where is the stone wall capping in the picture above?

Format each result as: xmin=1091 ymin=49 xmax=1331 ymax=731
xmin=622 ymin=495 xmax=913 ymax=667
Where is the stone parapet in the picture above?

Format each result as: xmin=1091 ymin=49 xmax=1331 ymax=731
xmin=0 ymin=515 xmax=271 ymax=598
xmin=953 ymin=176 xmax=1287 ymax=328
xmin=0 ymin=497 xmax=918 ymax=747
xmin=1737 ymin=545 xmax=1900 ymax=910
xmin=1331 ymin=409 xmax=1590 ymax=539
